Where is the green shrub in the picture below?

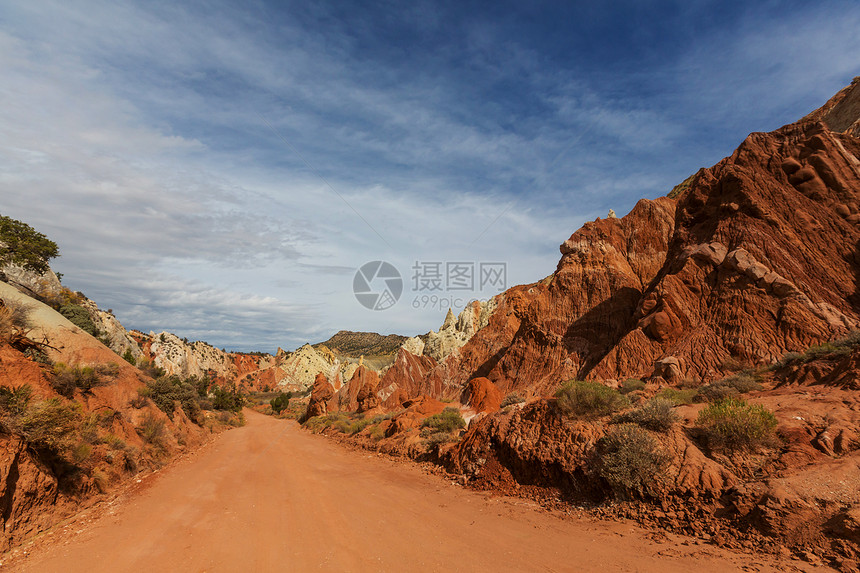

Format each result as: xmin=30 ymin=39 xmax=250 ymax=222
xmin=656 ymin=387 xmax=697 ymax=406
xmin=146 ymin=376 xmax=201 ymax=421
xmin=270 ymin=391 xmax=292 ymax=414
xmin=696 ymin=398 xmax=778 ymax=452
xmin=770 ymin=351 xmax=803 ymax=370
xmin=212 ymin=385 xmax=244 ymax=412
xmin=619 ymin=379 xmax=646 ymax=395
xmin=21 ymin=398 xmax=81 ymax=451
xmin=595 ymin=423 xmax=669 ymax=498
xmin=500 ymin=392 xmax=525 ymax=407
xmin=421 ymin=407 xmax=466 ymax=433
xmin=612 ymin=398 xmax=679 ymax=432
xmin=0 ymin=384 xmax=32 ymax=416
xmin=122 ymin=348 xmax=136 ymax=365
xmin=137 ymin=359 xmax=165 ymax=379
xmin=555 ymin=380 xmax=629 ymax=418
xmin=58 ymin=304 xmax=98 ymax=336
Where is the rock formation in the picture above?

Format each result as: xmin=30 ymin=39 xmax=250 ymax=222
xmin=376 ymin=76 xmax=860 ymax=401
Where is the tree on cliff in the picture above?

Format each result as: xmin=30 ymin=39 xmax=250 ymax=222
xmin=0 ymin=214 xmax=59 ymax=274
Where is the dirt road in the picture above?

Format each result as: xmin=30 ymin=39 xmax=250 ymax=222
xmin=7 ymin=410 xmax=820 ymax=572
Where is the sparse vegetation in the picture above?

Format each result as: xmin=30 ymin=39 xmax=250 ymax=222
xmin=619 ymin=379 xmax=646 ymax=395
xmin=51 ymin=362 xmax=118 ymax=397
xmin=421 ymin=407 xmax=466 ymax=433
xmin=137 ymin=412 xmax=167 ymax=449
xmin=694 ymin=373 xmax=762 ymax=403
xmin=612 ymin=398 xmax=679 ymax=432
xmin=770 ymin=331 xmax=860 ymax=370
xmin=137 ymin=358 xmax=165 ymax=379
xmin=122 ymin=348 xmax=136 ymax=365
xmin=21 ymin=397 xmax=82 ymax=451
xmin=212 ymin=384 xmax=244 ymax=412
xmin=555 ymin=380 xmax=629 ymax=418
xmin=656 ymin=387 xmax=697 ymax=405
xmin=0 ymin=384 xmax=33 ymax=416
xmin=0 ymin=298 xmax=32 ymax=341
xmin=595 ymin=423 xmax=669 ymax=498
xmin=696 ymin=397 xmax=778 ymax=452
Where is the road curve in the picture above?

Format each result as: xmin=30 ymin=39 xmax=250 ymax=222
xmin=8 ymin=410 xmax=808 ymax=572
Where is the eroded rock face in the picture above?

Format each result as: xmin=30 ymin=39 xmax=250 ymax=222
xmin=0 ymin=434 xmax=60 ymax=551
xmin=302 ymin=373 xmax=336 ymax=421
xmin=423 ymin=299 xmax=499 ymax=362
xmin=337 ymin=365 xmax=379 ymax=413
xmin=79 ymin=298 xmax=142 ymax=361
xmin=376 ymin=348 xmax=438 ymax=409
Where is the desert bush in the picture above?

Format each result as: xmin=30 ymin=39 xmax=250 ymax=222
xmin=500 ymin=392 xmax=525 ymax=407
xmin=70 ymin=442 xmax=92 ymax=464
xmin=555 ymin=380 xmax=629 ymax=418
xmin=696 ymin=397 xmax=778 ymax=452
xmin=694 ymin=373 xmax=762 ymax=403
xmin=96 ymin=362 xmax=120 ymax=378
xmin=0 ymin=298 xmax=32 ymax=340
xmin=612 ymin=398 xmax=679 ymax=432
xmin=304 ymin=412 xmax=350 ymax=433
xmin=137 ymin=412 xmax=167 ymax=447
xmin=21 ymin=398 xmax=81 ymax=451
xmin=619 ymin=379 xmax=646 ymax=395
xmin=721 ymin=356 xmax=751 ymax=372
xmin=595 ymin=423 xmax=669 ymax=498
xmin=421 ymin=407 xmax=466 ymax=433
xmin=656 ymin=387 xmax=697 ymax=405
xmin=52 ymin=363 xmax=113 ymax=397
xmin=92 ymin=468 xmax=110 ymax=493
xmin=137 ymin=359 xmax=165 ymax=379
xmin=0 ymin=384 xmax=33 ymax=416
xmin=422 ymin=430 xmax=454 ymax=448
xmin=105 ymin=434 xmax=127 ymax=451
xmin=770 ymin=351 xmax=803 ymax=370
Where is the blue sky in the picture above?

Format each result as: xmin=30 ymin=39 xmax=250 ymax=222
xmin=1 ymin=0 xmax=858 ymax=351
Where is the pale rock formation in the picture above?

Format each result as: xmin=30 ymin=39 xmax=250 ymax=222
xmin=423 ymin=299 xmax=499 ymax=362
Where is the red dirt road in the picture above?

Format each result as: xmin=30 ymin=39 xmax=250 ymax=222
xmin=7 ymin=411 xmax=824 ymax=572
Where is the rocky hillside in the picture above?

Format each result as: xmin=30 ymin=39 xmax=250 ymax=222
xmin=0 ymin=217 xmax=250 ymax=551
xmin=377 ymin=76 xmax=860 ymax=401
